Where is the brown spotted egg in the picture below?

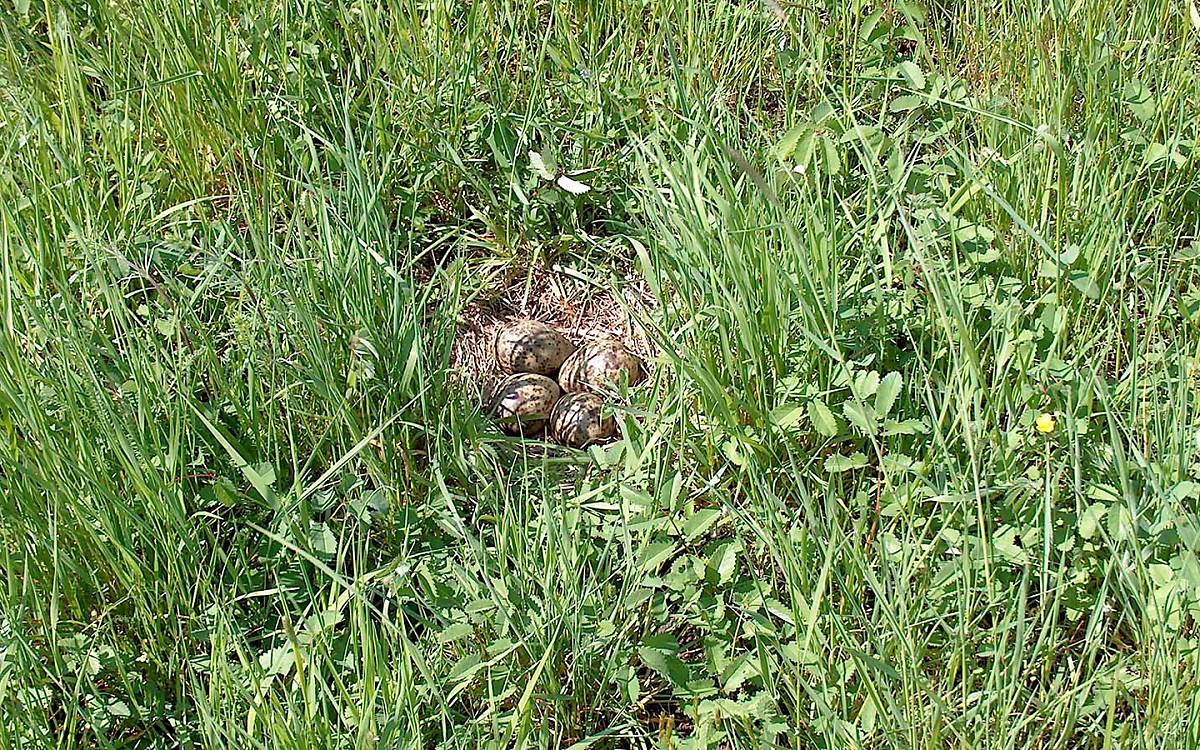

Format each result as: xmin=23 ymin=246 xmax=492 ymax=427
xmin=493 ymin=320 xmax=576 ymax=375
xmin=485 ymin=373 xmax=561 ymax=436
xmin=549 ymin=392 xmax=617 ymax=448
xmin=558 ymin=340 xmax=644 ymax=393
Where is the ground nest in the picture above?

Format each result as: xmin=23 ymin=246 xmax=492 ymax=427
xmin=449 ymin=263 xmax=658 ymax=397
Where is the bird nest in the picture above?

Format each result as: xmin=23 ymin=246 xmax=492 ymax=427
xmin=449 ymin=262 xmax=658 ymax=397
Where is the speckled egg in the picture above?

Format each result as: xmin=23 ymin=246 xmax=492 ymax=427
xmin=493 ymin=320 xmax=576 ymax=375
xmin=485 ymin=373 xmax=561 ymax=436
xmin=549 ymin=392 xmax=617 ymax=448
xmin=558 ymin=340 xmax=644 ymax=393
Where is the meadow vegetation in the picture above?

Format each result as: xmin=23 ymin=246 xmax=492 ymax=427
xmin=2 ymin=0 xmax=1200 ymax=747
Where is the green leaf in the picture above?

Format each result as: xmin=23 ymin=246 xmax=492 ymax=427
xmin=308 ymin=522 xmax=337 ymax=557
xmin=720 ymin=655 xmax=760 ymax=693
xmin=484 ymin=118 xmax=516 ymax=169
xmin=821 ymin=137 xmax=842 ymax=176
xmin=874 ymin=372 xmax=903 ymax=418
xmin=889 ymin=94 xmax=924 ymax=112
xmin=898 ymin=60 xmax=926 ymax=90
xmin=638 ymin=542 xmax=676 ymax=573
xmin=848 ymin=648 xmax=900 ymax=681
xmin=808 ymin=399 xmax=840 ymax=437
xmin=637 ymin=647 xmax=692 ymax=690
xmin=1068 ymin=271 xmax=1100 ymax=299
xmin=992 ymin=527 xmax=1029 ymax=565
xmin=792 ymin=130 xmax=817 ymax=173
xmin=683 ymin=508 xmax=722 ymax=541
xmin=883 ymin=419 xmax=926 ymax=435
xmin=843 ymin=400 xmax=878 ymax=435
xmin=437 ymin=622 xmax=475 ymax=644
xmin=721 ymin=438 xmax=747 ymax=467
xmin=852 ymin=370 xmax=881 ymax=399
xmin=810 ymin=100 xmax=835 ymax=124
xmin=153 ymin=316 xmax=177 ymax=337
xmin=775 ymin=122 xmax=810 ymax=159
xmin=1038 ymin=258 xmax=1061 ymax=278
xmin=1080 ymin=504 xmax=1104 ymax=537
xmin=642 ymin=633 xmax=678 ymax=652
xmin=1122 ymin=79 xmax=1156 ymax=122
xmin=770 ymin=403 xmax=806 ymax=429
xmin=1144 ymin=141 xmax=1170 ymax=166
xmin=825 ymin=452 xmax=868 ymax=473
xmin=708 ymin=540 xmax=741 ymax=586
xmin=1108 ymin=505 xmax=1135 ymax=541
xmin=447 ymin=652 xmax=484 ymax=684
xmin=189 ymin=403 xmax=278 ymax=509
xmin=258 ymin=645 xmax=295 ymax=676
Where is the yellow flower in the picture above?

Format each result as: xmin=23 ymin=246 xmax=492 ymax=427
xmin=1035 ymin=413 xmax=1056 ymax=434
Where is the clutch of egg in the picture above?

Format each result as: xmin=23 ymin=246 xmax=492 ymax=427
xmin=487 ymin=320 xmax=638 ymax=446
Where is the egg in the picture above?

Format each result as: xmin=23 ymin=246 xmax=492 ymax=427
xmin=558 ymin=340 xmax=644 ymax=394
xmin=549 ymin=392 xmax=617 ymax=447
xmin=485 ymin=373 xmax=561 ymax=436
xmin=493 ymin=320 xmax=576 ymax=375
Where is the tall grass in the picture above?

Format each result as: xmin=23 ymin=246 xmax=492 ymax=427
xmin=1 ymin=0 xmax=1198 ymax=747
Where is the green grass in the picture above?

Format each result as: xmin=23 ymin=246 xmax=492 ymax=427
xmin=2 ymin=0 xmax=1200 ymax=747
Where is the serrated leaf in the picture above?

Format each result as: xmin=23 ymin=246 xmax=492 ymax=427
xmin=1108 ymin=505 xmax=1135 ymax=541
xmin=709 ymin=540 xmax=741 ymax=586
xmin=721 ymin=438 xmax=746 ymax=467
xmin=883 ymin=418 xmax=926 ymax=436
xmin=810 ymin=100 xmax=835 ymax=124
xmin=308 ymin=522 xmax=337 ymax=556
xmin=792 ymin=130 xmax=817 ymax=174
xmin=642 ymin=633 xmax=678 ymax=652
xmin=776 ymin=122 xmax=810 ymax=159
xmin=992 ymin=527 xmax=1028 ymax=565
xmin=825 ymin=452 xmax=868 ymax=473
xmin=557 ymin=175 xmax=591 ymax=194
xmin=720 ymin=655 xmax=760 ymax=693
xmin=437 ymin=622 xmax=475 ymax=644
xmin=843 ymin=400 xmax=878 ymax=435
xmin=859 ymin=9 xmax=885 ymax=41
xmin=770 ymin=403 xmax=806 ymax=429
xmin=852 ymin=370 xmax=881 ymax=399
xmin=258 ymin=645 xmax=295 ymax=676
xmin=529 ymin=150 xmax=554 ymax=180
xmin=153 ymin=316 xmax=177 ymax=337
xmin=447 ymin=652 xmax=483 ymax=684
xmin=1038 ymin=258 xmax=1061 ymax=278
xmin=821 ymin=137 xmax=842 ymax=175
xmin=638 ymin=542 xmax=676 ymax=572
xmin=683 ymin=508 xmax=722 ymax=541
xmin=874 ymin=372 xmax=903 ymax=417
xmin=898 ymin=60 xmax=926 ymax=90
xmin=808 ymin=399 xmax=839 ymax=437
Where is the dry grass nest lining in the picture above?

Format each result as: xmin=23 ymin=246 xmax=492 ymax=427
xmin=450 ymin=264 xmax=658 ymax=397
